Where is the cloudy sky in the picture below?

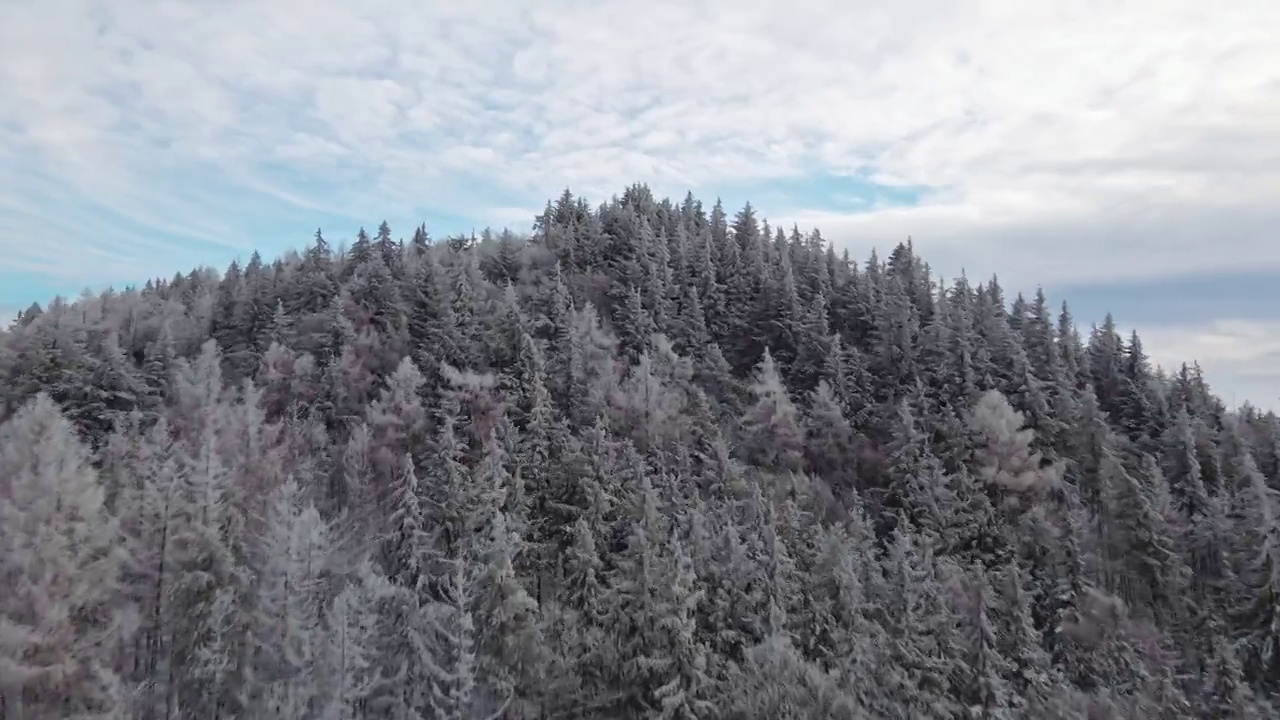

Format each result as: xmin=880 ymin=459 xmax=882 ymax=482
xmin=1 ymin=0 xmax=1277 ymax=408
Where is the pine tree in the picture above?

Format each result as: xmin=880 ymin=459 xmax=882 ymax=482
xmin=250 ymin=479 xmax=331 ymax=718
xmin=383 ymin=456 xmax=430 ymax=591
xmin=321 ymin=560 xmax=391 ymax=720
xmin=365 ymin=356 xmax=429 ymax=502
xmin=651 ymin=533 xmax=715 ymax=719
xmin=740 ymin=348 xmax=805 ymax=474
xmin=1231 ymin=451 xmax=1280 ymax=690
xmin=957 ymin=564 xmax=1015 ymax=719
xmin=804 ymin=380 xmax=857 ymax=488
xmin=420 ymin=559 xmax=484 ymax=719
xmin=0 ymin=394 xmax=131 ymax=719
xmin=970 ymin=389 xmax=1061 ymax=504
xmin=1108 ymin=455 xmax=1187 ymax=621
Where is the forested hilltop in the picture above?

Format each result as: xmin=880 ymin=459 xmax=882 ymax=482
xmin=2 ymin=184 xmax=1279 ymax=719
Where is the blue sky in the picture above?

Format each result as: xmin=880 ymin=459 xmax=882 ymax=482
xmin=1 ymin=0 xmax=1278 ymax=408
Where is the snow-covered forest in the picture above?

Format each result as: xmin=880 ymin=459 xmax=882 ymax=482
xmin=2 ymin=184 xmax=1279 ymax=719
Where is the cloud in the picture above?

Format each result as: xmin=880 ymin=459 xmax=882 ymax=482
xmin=1 ymin=0 xmax=1278 ymax=403
xmin=1 ymin=1 xmax=1274 ymax=282
xmin=780 ymin=198 xmax=1279 ymax=290
xmin=1139 ymin=320 xmax=1280 ymax=412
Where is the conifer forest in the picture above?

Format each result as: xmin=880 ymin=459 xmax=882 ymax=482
xmin=3 ymin=184 xmax=1280 ymax=719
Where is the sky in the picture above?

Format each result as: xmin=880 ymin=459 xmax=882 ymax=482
xmin=1 ymin=0 xmax=1278 ymax=409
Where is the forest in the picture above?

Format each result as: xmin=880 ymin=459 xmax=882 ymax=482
xmin=1 ymin=183 xmax=1279 ymax=719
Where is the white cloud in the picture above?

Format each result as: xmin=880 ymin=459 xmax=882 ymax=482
xmin=1139 ymin=320 xmax=1280 ymax=412
xmin=778 ymin=198 xmax=1277 ymax=289
xmin=1 ymin=0 xmax=1278 ymax=401
xmin=1 ymin=1 xmax=1274 ymax=275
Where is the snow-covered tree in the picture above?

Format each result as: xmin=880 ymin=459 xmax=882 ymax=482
xmin=0 ymin=394 xmax=132 ymax=719
xmin=970 ymin=389 xmax=1061 ymax=503
xmin=320 ymin=560 xmax=391 ymax=720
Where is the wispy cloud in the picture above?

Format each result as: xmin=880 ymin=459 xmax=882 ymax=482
xmin=1 ymin=0 xmax=1278 ymax=403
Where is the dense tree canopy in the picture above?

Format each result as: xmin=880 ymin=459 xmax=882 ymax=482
xmin=2 ymin=184 xmax=1279 ymax=718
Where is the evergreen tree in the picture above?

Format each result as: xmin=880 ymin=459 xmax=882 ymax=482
xmin=321 ymin=559 xmax=392 ymax=720
xmin=0 ymin=395 xmax=131 ymax=719
xmin=740 ymin=348 xmax=805 ymax=474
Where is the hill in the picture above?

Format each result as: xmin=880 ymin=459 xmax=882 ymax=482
xmin=1 ymin=184 xmax=1279 ymax=718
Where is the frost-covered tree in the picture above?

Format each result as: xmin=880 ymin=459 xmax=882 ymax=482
xmin=970 ymin=390 xmax=1060 ymax=503
xmin=0 ymin=395 xmax=131 ymax=719
xmin=320 ymin=560 xmax=390 ymax=720
xmin=249 ymin=480 xmax=331 ymax=719
xmin=740 ymin=348 xmax=805 ymax=474
xmin=1230 ymin=450 xmax=1280 ymax=690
